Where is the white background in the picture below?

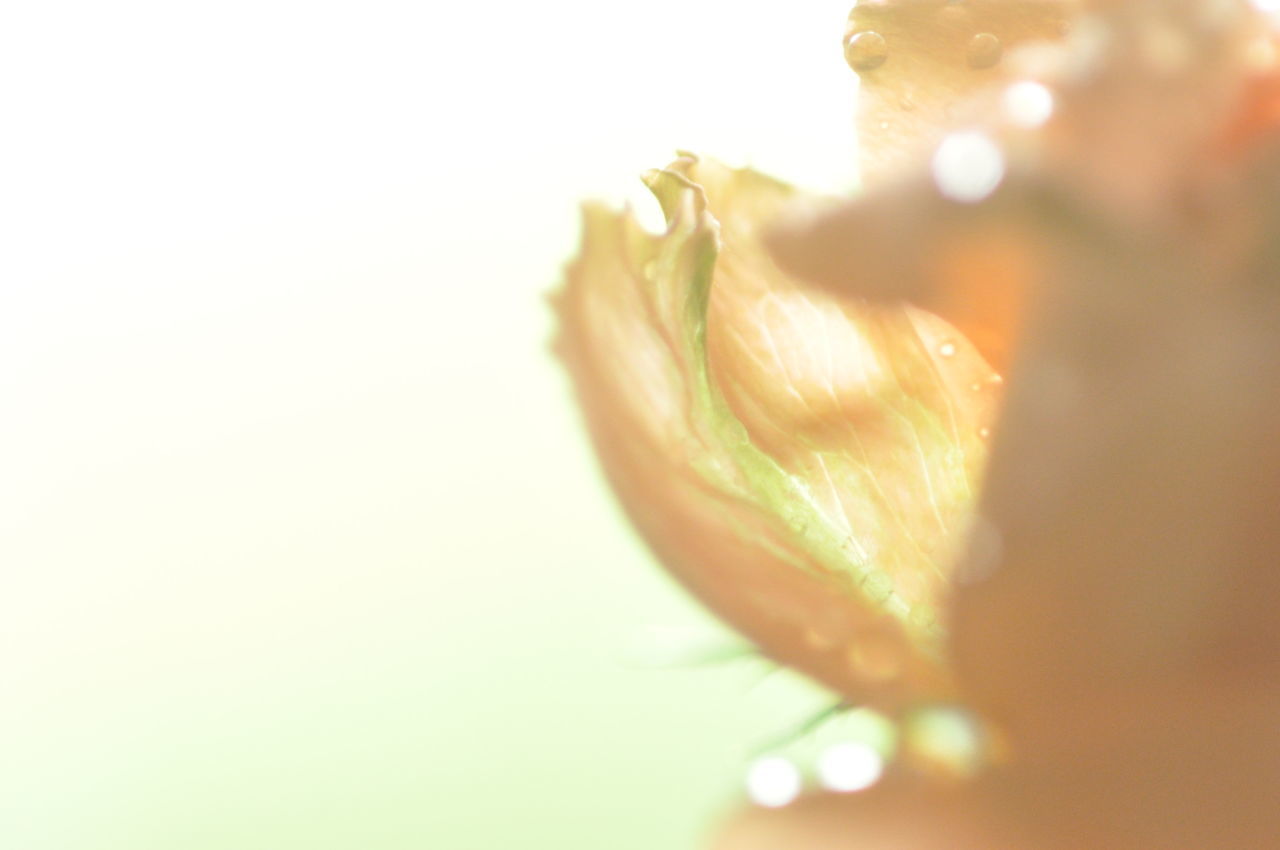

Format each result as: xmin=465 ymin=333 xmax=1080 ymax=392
xmin=1 ymin=3 xmax=858 ymax=849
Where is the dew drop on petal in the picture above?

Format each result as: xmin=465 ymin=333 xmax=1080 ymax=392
xmin=931 ymin=131 xmax=1006 ymax=203
xmin=966 ymin=32 xmax=1003 ymax=69
xmin=845 ymin=30 xmax=888 ymax=71
xmin=746 ymin=757 xmax=803 ymax=808
xmin=817 ymin=742 xmax=885 ymax=793
xmin=1002 ymin=80 xmax=1055 ymax=128
xmin=978 ymin=427 xmax=992 ymax=439
xmin=938 ymin=341 xmax=957 ymax=358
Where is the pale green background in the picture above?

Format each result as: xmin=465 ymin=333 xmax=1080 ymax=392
xmin=2 ymin=3 xmax=861 ymax=848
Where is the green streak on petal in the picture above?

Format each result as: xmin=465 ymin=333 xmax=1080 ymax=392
xmin=640 ymin=160 xmax=967 ymax=653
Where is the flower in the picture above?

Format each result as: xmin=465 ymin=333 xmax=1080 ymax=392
xmin=556 ymin=0 xmax=1280 ymax=777
xmin=553 ymin=151 xmax=999 ymax=709
xmin=770 ymin=0 xmax=1280 ymax=742
xmin=552 ymin=0 xmax=1080 ymax=710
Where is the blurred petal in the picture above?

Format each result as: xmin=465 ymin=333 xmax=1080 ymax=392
xmin=1031 ymin=0 xmax=1260 ymax=223
xmin=952 ymin=155 xmax=1280 ymax=739
xmin=780 ymin=1 xmax=1269 ymax=365
xmin=765 ymin=0 xmax=1280 ymax=737
xmin=845 ymin=0 xmax=1077 ymax=184
xmin=713 ymin=782 xmax=1011 ymax=850
xmin=554 ymin=156 xmax=998 ymax=706
xmin=1219 ymin=32 xmax=1280 ymax=155
xmin=714 ymin=677 xmax=1280 ymax=849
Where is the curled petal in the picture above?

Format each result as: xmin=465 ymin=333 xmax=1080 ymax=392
xmin=554 ymin=156 xmax=998 ymax=706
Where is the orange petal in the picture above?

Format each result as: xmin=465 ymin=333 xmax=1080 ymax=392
xmin=767 ymin=174 xmax=1042 ymax=373
xmin=554 ymin=156 xmax=999 ymax=707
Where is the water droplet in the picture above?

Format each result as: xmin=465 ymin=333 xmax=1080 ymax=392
xmin=966 ymin=32 xmax=1002 ymax=69
xmin=746 ymin=757 xmax=803 ymax=808
xmin=978 ymin=427 xmax=992 ymax=439
xmin=817 ymin=742 xmax=884 ymax=793
xmin=844 ymin=30 xmax=888 ymax=72
xmin=931 ymin=131 xmax=1005 ymax=203
xmin=969 ymin=382 xmax=983 ymax=392
xmin=1002 ymin=80 xmax=1055 ymax=128
xmin=938 ymin=341 xmax=957 ymax=358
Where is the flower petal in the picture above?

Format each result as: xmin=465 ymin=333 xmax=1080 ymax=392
xmin=554 ymin=156 xmax=998 ymax=706
xmin=767 ymin=174 xmax=1043 ymax=372
xmin=776 ymin=2 xmax=1271 ymax=368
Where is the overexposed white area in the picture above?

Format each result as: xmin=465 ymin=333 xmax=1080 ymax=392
xmin=745 ymin=757 xmax=803 ymax=809
xmin=931 ymin=130 xmax=1007 ymax=203
xmin=1002 ymin=80 xmax=1056 ymax=128
xmin=0 ymin=3 xmax=857 ymax=849
xmin=816 ymin=741 xmax=884 ymax=793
